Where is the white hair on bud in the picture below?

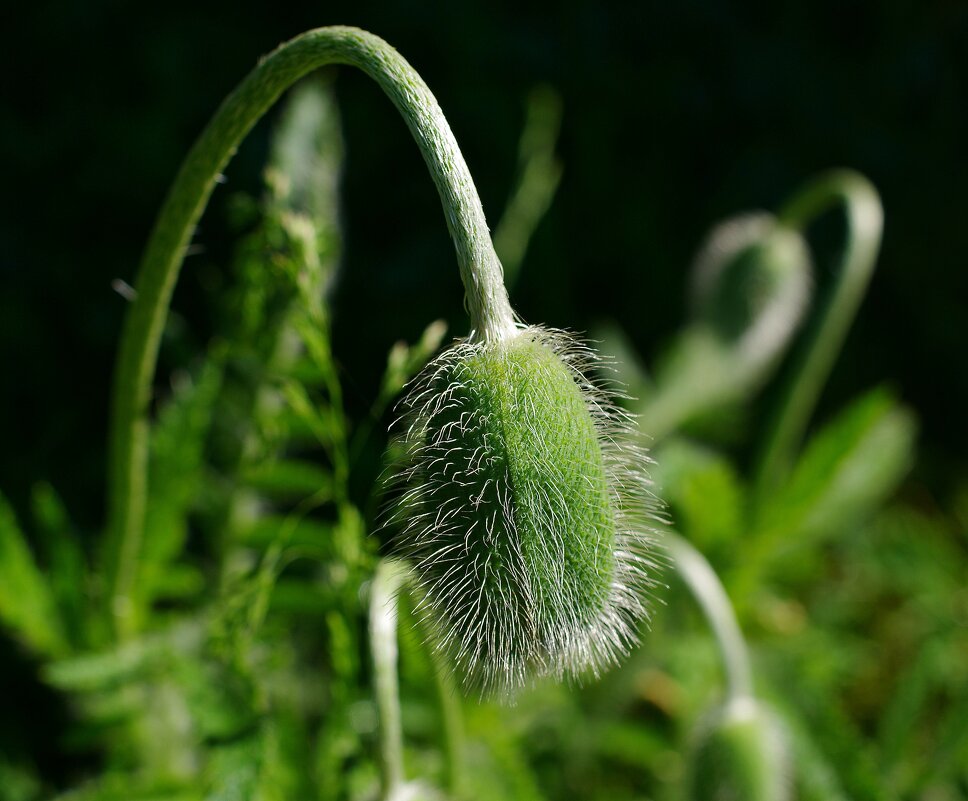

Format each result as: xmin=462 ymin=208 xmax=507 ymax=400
xmin=383 ymin=325 xmax=663 ymax=696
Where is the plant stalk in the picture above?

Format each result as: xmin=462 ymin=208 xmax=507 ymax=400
xmin=105 ymin=26 xmax=516 ymax=638
xmin=753 ymin=169 xmax=883 ymax=499
xmin=666 ymin=532 xmax=753 ymax=701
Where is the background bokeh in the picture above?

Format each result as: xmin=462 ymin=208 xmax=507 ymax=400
xmin=1 ymin=1 xmax=967 ymax=791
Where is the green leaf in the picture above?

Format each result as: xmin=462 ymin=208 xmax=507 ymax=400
xmin=377 ymin=319 xmax=448 ymax=408
xmin=44 ymin=622 xmax=203 ymax=692
xmin=755 ymin=387 xmax=916 ymax=555
xmin=0 ymin=757 xmax=42 ymax=801
xmin=653 ymin=438 xmax=746 ymax=556
xmin=0 ymin=491 xmax=67 ymax=657
xmin=31 ymin=482 xmax=88 ymax=647
xmin=239 ymin=459 xmax=333 ymax=503
xmin=52 ymin=776 xmax=199 ymax=801
xmin=235 ymin=515 xmax=333 ymax=550
xmin=139 ymin=362 xmax=224 ymax=614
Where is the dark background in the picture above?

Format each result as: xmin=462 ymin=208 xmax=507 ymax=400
xmin=2 ymin=0 xmax=966 ymax=532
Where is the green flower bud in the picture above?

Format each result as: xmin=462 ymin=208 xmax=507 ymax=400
xmin=691 ymin=213 xmax=811 ymax=369
xmin=391 ymin=326 xmax=659 ymax=694
xmin=686 ymin=697 xmax=790 ymax=801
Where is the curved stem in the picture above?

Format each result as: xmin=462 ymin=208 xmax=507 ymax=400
xmin=105 ymin=27 xmax=516 ymax=637
xmin=666 ymin=532 xmax=753 ymax=701
xmin=753 ymin=169 xmax=883 ymax=499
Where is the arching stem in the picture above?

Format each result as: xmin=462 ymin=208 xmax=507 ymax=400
xmin=666 ymin=532 xmax=753 ymax=702
xmin=104 ymin=27 xmax=516 ymax=638
xmin=753 ymin=170 xmax=883 ymax=499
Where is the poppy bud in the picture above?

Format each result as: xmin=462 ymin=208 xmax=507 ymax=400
xmin=391 ymin=326 xmax=659 ymax=694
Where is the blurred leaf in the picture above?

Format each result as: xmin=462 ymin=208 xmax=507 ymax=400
xmin=45 ymin=622 xmax=204 ymax=692
xmin=591 ymin=321 xmax=652 ymax=403
xmin=0 ymin=757 xmax=41 ymax=801
xmin=53 ymin=780 xmax=200 ymax=801
xmin=773 ymin=703 xmax=852 ymax=801
xmin=235 ymin=514 xmax=333 ymax=550
xmin=377 ymin=319 xmax=448 ymax=408
xmin=750 ymin=388 xmax=915 ymax=571
xmin=492 ymin=85 xmax=563 ymax=288
xmin=30 ymin=481 xmax=88 ymax=647
xmin=139 ymin=361 xmax=224 ymax=616
xmin=876 ymin=638 xmax=939 ymax=792
xmin=267 ymin=78 xmax=343 ymax=253
xmin=239 ymin=459 xmax=333 ymax=503
xmin=653 ymin=438 xmax=745 ymax=556
xmin=0 ymin=491 xmax=67 ymax=657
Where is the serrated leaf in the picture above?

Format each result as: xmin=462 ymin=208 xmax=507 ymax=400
xmin=0 ymin=491 xmax=66 ymax=657
xmin=30 ymin=481 xmax=88 ymax=647
xmin=139 ymin=362 xmax=224 ymax=613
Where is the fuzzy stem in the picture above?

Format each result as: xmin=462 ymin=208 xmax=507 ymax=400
xmin=104 ymin=26 xmax=516 ymax=637
xmin=666 ymin=532 xmax=753 ymax=701
xmin=753 ymin=170 xmax=883 ymax=498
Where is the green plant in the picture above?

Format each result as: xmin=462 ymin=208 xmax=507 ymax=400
xmin=0 ymin=24 xmax=959 ymax=801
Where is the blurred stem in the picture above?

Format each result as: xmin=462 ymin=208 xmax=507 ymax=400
xmin=369 ymin=558 xmax=465 ymax=800
xmin=666 ymin=532 xmax=753 ymax=701
xmin=410 ymin=592 xmax=465 ymax=798
xmin=432 ymin=664 xmax=465 ymax=797
xmin=105 ymin=26 xmax=516 ymax=639
xmin=370 ymin=559 xmax=409 ymax=800
xmin=493 ymin=86 xmax=563 ymax=289
xmin=753 ymin=170 xmax=883 ymax=499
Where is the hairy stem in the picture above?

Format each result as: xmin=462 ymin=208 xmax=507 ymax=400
xmin=753 ymin=170 xmax=883 ymax=498
xmin=105 ymin=26 xmax=516 ymax=637
xmin=666 ymin=532 xmax=753 ymax=701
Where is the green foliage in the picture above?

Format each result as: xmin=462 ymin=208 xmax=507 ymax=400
xmin=1 ymin=57 xmax=962 ymax=801
xmin=0 ymin=491 xmax=68 ymax=657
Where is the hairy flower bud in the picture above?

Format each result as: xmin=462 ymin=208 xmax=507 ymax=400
xmin=692 ymin=213 xmax=811 ymax=369
xmin=390 ymin=326 xmax=659 ymax=694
